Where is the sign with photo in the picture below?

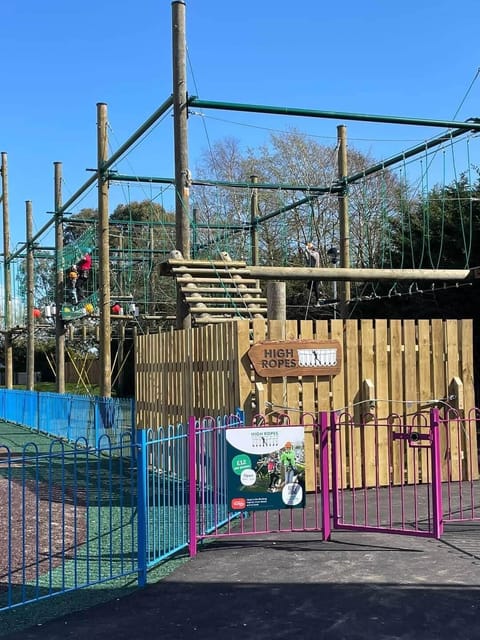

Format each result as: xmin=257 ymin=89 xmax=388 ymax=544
xmin=226 ymin=426 xmax=305 ymax=512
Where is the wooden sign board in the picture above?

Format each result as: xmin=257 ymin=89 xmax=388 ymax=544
xmin=248 ymin=339 xmax=342 ymax=378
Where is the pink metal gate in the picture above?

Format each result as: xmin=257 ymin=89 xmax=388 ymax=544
xmin=328 ymin=409 xmax=443 ymax=538
xmin=188 ymin=414 xmax=329 ymax=556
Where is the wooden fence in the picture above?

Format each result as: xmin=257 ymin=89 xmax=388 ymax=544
xmin=135 ymin=318 xmax=477 ymax=489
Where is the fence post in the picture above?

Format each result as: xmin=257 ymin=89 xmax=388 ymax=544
xmin=430 ymin=408 xmax=444 ymax=539
xmin=319 ymin=411 xmax=331 ymax=541
xmin=136 ymin=427 xmax=148 ymax=586
xmin=188 ymin=416 xmax=198 ymax=557
xmin=94 ymin=398 xmax=100 ymax=448
xmin=36 ymin=391 xmax=40 ymax=433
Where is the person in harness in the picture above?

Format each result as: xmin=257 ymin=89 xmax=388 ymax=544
xmin=280 ymin=441 xmax=297 ymax=484
xmin=76 ymin=251 xmax=92 ymax=301
xmin=304 ymin=241 xmax=321 ymax=307
xmin=267 ymin=452 xmax=280 ymax=491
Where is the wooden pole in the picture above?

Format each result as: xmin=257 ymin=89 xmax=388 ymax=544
xmin=165 ymin=259 xmax=470 ymax=282
xmin=250 ymin=175 xmax=259 ymax=265
xmin=1 ymin=152 xmax=13 ymax=388
xmin=267 ymin=281 xmax=286 ymax=320
xmin=246 ymin=265 xmax=470 ymax=281
xmin=172 ymin=0 xmax=191 ymax=329
xmin=97 ymin=103 xmax=112 ymax=397
xmin=54 ymin=161 xmax=65 ymax=393
xmin=26 ymin=201 xmax=35 ymax=390
xmin=337 ymin=125 xmax=350 ymax=318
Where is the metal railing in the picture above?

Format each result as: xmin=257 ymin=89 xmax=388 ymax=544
xmin=0 ymin=389 xmax=134 ymax=447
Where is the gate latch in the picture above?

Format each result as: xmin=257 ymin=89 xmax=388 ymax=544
xmin=392 ymin=426 xmax=431 ymax=448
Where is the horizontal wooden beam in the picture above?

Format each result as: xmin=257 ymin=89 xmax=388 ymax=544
xmin=246 ymin=266 xmax=471 ymax=282
xmin=162 ymin=259 xmax=471 ymax=282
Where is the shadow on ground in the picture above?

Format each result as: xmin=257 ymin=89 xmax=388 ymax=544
xmin=3 ymin=529 xmax=480 ymax=640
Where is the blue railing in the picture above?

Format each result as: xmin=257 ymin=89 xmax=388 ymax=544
xmin=0 ymin=403 xmax=239 ymax=616
xmin=0 ymin=433 xmax=138 ymax=612
xmin=0 ymin=389 xmax=134 ymax=446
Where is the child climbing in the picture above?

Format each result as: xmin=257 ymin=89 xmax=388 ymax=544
xmin=67 ymin=265 xmax=79 ymax=304
xmin=267 ymin=452 xmax=280 ymax=491
xmin=76 ymin=252 xmax=92 ymax=301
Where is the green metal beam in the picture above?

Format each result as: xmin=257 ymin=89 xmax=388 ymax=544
xmin=346 ymin=127 xmax=470 ymax=185
xmin=108 ymin=172 xmax=342 ymax=194
xmin=189 ymin=97 xmax=480 ymax=131
xmin=256 ymin=194 xmax=320 ymax=224
xmin=8 ymin=95 xmax=175 ymax=263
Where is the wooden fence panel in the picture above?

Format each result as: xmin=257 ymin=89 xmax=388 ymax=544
xmin=135 ymin=318 xmax=477 ymax=487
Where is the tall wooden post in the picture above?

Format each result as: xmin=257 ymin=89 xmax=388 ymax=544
xmin=54 ymin=162 xmax=65 ymax=393
xmin=250 ymin=175 xmax=259 ymax=265
xmin=267 ymin=281 xmax=286 ymax=320
xmin=97 ymin=103 xmax=112 ymax=397
xmin=1 ymin=152 xmax=13 ymax=388
xmin=337 ymin=125 xmax=350 ymax=318
xmin=172 ymin=0 xmax=191 ymax=329
xmin=26 ymin=201 xmax=35 ymax=390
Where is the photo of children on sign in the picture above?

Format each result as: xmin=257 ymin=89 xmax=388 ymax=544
xmin=226 ymin=426 xmax=305 ymax=512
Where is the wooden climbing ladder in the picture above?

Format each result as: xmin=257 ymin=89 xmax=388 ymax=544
xmin=161 ymin=258 xmax=267 ymax=324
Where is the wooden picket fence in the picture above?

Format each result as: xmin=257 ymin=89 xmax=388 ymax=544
xmin=135 ymin=318 xmax=478 ymax=489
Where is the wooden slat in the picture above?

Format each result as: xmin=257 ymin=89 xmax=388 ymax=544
xmin=361 ymin=320 xmax=376 ymax=487
xmin=177 ymin=276 xmax=260 ymax=284
xmin=268 ymin=320 xmax=286 ymax=424
xmin=181 ymin=286 xmax=264 ymax=294
xmin=168 ymin=258 xmax=248 ymax=268
xmin=189 ymin=306 xmax=267 ymax=314
xmin=389 ymin=320 xmax=403 ymax=485
xmin=194 ymin=316 xmax=265 ymax=325
xmin=185 ymin=296 xmax=268 ymax=304
xmin=299 ymin=320 xmax=316 ymax=491
xmin=445 ymin=319 xmax=461 ymax=481
xmin=403 ymin=320 xmax=418 ymax=484
xmin=345 ymin=320 xmax=361 ymax=488
xmin=331 ymin=318 xmax=347 ymax=489
xmin=460 ymin=320 xmax=478 ymax=479
xmin=172 ymin=267 xmax=251 ymax=276
xmin=417 ymin=320 xmax=431 ymax=484
xmin=374 ymin=319 xmax=390 ymax=486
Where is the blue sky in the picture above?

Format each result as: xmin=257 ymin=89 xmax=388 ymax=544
xmin=2 ymin=0 xmax=479 ymax=247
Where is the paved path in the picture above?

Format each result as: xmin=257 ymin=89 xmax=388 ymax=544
xmin=3 ymin=525 xmax=480 ymax=640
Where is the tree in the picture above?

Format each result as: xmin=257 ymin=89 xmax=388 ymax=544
xmin=389 ymin=173 xmax=480 ymax=271
xmin=192 ymin=129 xmax=405 ymax=311
xmin=109 ymin=200 xmax=176 ymax=320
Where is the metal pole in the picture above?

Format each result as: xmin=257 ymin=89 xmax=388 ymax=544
xmin=250 ymin=175 xmax=259 ymax=265
xmin=337 ymin=125 xmax=350 ymax=318
xmin=97 ymin=103 xmax=112 ymax=397
xmin=189 ymin=98 xmax=480 ymax=132
xmin=172 ymin=0 xmax=191 ymax=329
xmin=1 ymin=152 xmax=13 ymax=388
xmin=54 ymin=162 xmax=65 ymax=393
xmin=26 ymin=201 xmax=35 ymax=390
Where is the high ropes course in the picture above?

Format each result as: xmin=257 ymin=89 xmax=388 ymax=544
xmin=2 ymin=0 xmax=480 ymax=395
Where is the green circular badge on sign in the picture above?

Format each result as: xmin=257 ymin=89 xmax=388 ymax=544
xmin=232 ymin=454 xmax=251 ymax=475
